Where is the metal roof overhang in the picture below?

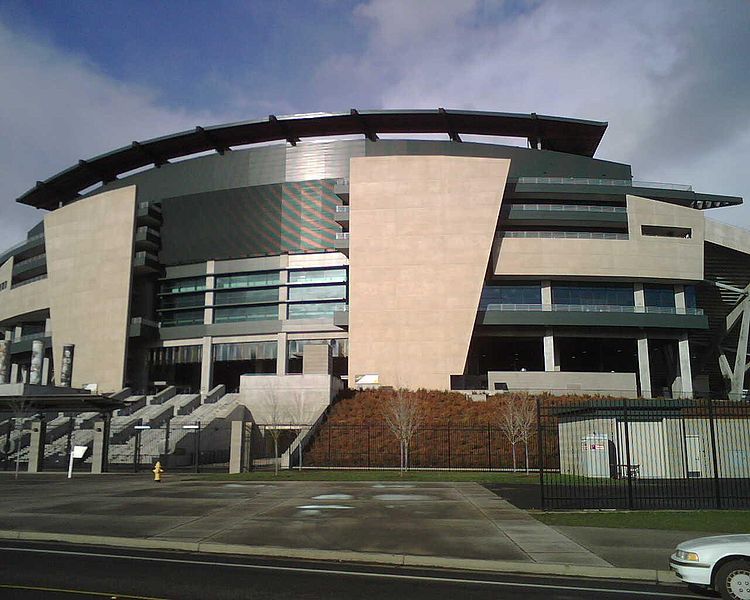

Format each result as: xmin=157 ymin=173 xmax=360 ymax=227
xmin=0 ymin=394 xmax=124 ymax=413
xmin=17 ymin=109 xmax=608 ymax=210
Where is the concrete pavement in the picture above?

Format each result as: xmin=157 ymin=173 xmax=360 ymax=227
xmin=0 ymin=474 xmax=695 ymax=582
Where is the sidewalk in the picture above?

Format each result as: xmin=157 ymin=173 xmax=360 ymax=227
xmin=0 ymin=474 xmax=691 ymax=582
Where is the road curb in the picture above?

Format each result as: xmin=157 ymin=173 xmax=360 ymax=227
xmin=0 ymin=529 xmax=679 ymax=584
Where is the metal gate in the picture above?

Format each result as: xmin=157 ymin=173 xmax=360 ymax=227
xmin=538 ymin=397 xmax=750 ymax=510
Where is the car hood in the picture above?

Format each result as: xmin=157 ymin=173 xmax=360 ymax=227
xmin=678 ymin=534 xmax=750 ymax=553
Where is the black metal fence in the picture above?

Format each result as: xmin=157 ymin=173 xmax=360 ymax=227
xmin=538 ymin=397 xmax=750 ymax=510
xmin=305 ymin=423 xmax=535 ymax=471
xmin=107 ymin=418 xmax=230 ymax=473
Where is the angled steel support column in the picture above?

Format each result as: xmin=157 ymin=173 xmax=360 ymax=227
xmin=543 ymin=329 xmax=559 ymax=372
xmin=678 ymin=334 xmax=694 ymax=399
xmin=27 ymin=419 xmax=46 ymax=473
xmin=637 ymin=334 xmax=652 ymax=399
xmin=731 ymin=299 xmax=750 ymax=401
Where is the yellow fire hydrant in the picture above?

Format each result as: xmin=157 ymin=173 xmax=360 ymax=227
xmin=152 ymin=461 xmax=163 ymax=483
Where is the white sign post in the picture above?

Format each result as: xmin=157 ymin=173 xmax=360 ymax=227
xmin=68 ymin=445 xmax=88 ymax=479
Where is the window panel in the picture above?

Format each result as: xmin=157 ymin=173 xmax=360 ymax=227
xmin=160 ymin=310 xmax=204 ymax=327
xmin=214 ymin=288 xmax=279 ymax=305
xmin=288 ymin=268 xmax=347 ymax=284
xmin=480 ymin=284 xmax=541 ymax=308
xmin=160 ymin=277 xmax=206 ymax=294
xmin=214 ymin=304 xmax=278 ymax=323
xmin=644 ymin=285 xmax=675 ymax=308
xmin=159 ymin=292 xmax=205 ymax=309
xmin=288 ymin=302 xmax=346 ymax=319
xmin=552 ymin=283 xmax=634 ymax=306
xmin=215 ymin=271 xmax=280 ymax=289
xmin=288 ymin=284 xmax=347 ymax=302
xmin=685 ymin=285 xmax=698 ymax=309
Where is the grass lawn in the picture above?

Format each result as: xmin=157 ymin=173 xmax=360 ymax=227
xmin=534 ymin=510 xmax=750 ymax=533
xmin=190 ymin=469 xmax=541 ymax=484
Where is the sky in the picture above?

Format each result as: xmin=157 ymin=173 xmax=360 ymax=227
xmin=1 ymin=0 xmax=749 ymax=246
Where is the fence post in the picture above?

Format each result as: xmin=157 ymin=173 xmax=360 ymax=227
xmin=536 ymin=398 xmax=545 ymax=510
xmin=327 ymin=424 xmax=332 ymax=465
xmin=163 ymin=421 xmax=171 ymax=470
xmin=707 ymin=398 xmax=722 ymax=509
xmin=447 ymin=423 xmax=451 ymax=470
xmin=487 ymin=423 xmax=492 ymax=470
xmin=133 ymin=429 xmax=141 ymax=473
xmin=366 ymin=425 xmax=371 ymax=469
xmin=623 ymin=398 xmax=634 ymax=510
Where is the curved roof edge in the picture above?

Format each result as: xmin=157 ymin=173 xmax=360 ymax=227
xmin=17 ymin=109 xmax=607 ymax=210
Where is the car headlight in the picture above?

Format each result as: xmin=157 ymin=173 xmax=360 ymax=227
xmin=676 ymin=549 xmax=700 ymax=562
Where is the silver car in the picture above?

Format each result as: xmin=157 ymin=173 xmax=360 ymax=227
xmin=670 ymin=534 xmax=750 ymax=599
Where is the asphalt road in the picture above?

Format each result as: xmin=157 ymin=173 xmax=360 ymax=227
xmin=0 ymin=541 xmax=703 ymax=599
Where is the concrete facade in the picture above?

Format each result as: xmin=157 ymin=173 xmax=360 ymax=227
xmin=494 ymin=195 xmax=704 ymax=280
xmin=348 ymin=155 xmax=510 ymax=390
xmin=44 ymin=186 xmax=137 ymax=392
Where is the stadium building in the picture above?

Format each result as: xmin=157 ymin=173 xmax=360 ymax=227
xmin=1 ymin=109 xmax=749 ymax=402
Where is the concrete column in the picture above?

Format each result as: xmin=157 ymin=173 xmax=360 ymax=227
xmin=229 ymin=420 xmax=248 ymax=474
xmin=60 ymin=344 xmax=75 ymax=387
xmin=10 ymin=363 xmax=18 ymax=384
xmin=41 ymin=357 xmax=50 ymax=386
xmin=637 ymin=334 xmax=652 ymax=399
xmin=278 ymin=270 xmax=288 ymax=320
xmin=541 ymin=280 xmax=552 ymax=310
xmin=13 ymin=325 xmax=22 ymax=341
xmin=678 ymin=334 xmax=694 ymax=399
xmin=204 ymin=266 xmax=215 ymax=325
xmin=543 ymin=329 xmax=560 ymax=372
xmin=303 ymin=343 xmax=332 ymax=375
xmin=634 ymin=283 xmax=645 ymax=313
xmin=200 ymin=337 xmax=213 ymax=395
xmin=675 ymin=284 xmax=686 ymax=315
xmin=0 ymin=339 xmax=10 ymax=384
xmin=277 ymin=332 xmax=288 ymax=375
xmin=91 ymin=418 xmax=110 ymax=474
xmin=27 ymin=419 xmax=46 ymax=473
xmin=44 ymin=318 xmax=52 ymax=335
xmin=29 ymin=340 xmax=44 ymax=385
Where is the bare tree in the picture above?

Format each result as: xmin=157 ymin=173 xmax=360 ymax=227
xmin=494 ymin=394 xmax=536 ymax=473
xmin=284 ymin=391 xmax=307 ymax=472
xmin=6 ymin=398 xmax=32 ymax=480
xmin=260 ymin=387 xmax=283 ymax=475
xmin=516 ymin=396 xmax=537 ymax=474
xmin=382 ymin=389 xmax=424 ymax=475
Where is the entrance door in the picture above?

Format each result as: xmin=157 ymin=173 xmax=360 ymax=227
xmin=685 ymin=434 xmax=702 ymax=478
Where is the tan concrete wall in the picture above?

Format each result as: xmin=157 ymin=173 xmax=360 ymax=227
xmin=494 ymin=195 xmax=704 ymax=280
xmin=0 ymin=256 xmax=50 ymax=325
xmin=488 ymin=371 xmax=638 ymax=397
xmin=44 ymin=186 xmax=137 ymax=391
xmin=348 ymin=155 xmax=509 ymax=390
xmin=705 ymin=218 xmax=750 ymax=256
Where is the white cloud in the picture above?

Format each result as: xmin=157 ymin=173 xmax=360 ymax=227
xmin=0 ymin=19 xmax=226 ymax=246
xmin=324 ymin=0 xmax=750 ymax=224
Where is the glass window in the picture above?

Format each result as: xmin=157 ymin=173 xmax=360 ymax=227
xmin=288 ymin=302 xmax=346 ymax=319
xmin=214 ymin=304 xmax=278 ymax=323
xmin=160 ymin=277 xmax=206 ymax=294
xmin=287 ymin=339 xmax=348 ymax=375
xmin=214 ymin=288 xmax=279 ymax=305
xmin=159 ymin=292 xmax=205 ymax=310
xmin=552 ymin=283 xmax=634 ymax=306
xmin=288 ymin=284 xmax=347 ymax=302
xmin=684 ymin=285 xmax=697 ymax=309
xmin=288 ymin=268 xmax=347 ymax=284
xmin=480 ymin=284 xmax=541 ymax=308
xmin=160 ymin=310 xmax=204 ymax=327
xmin=215 ymin=271 xmax=279 ymax=289
xmin=644 ymin=285 xmax=675 ymax=308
